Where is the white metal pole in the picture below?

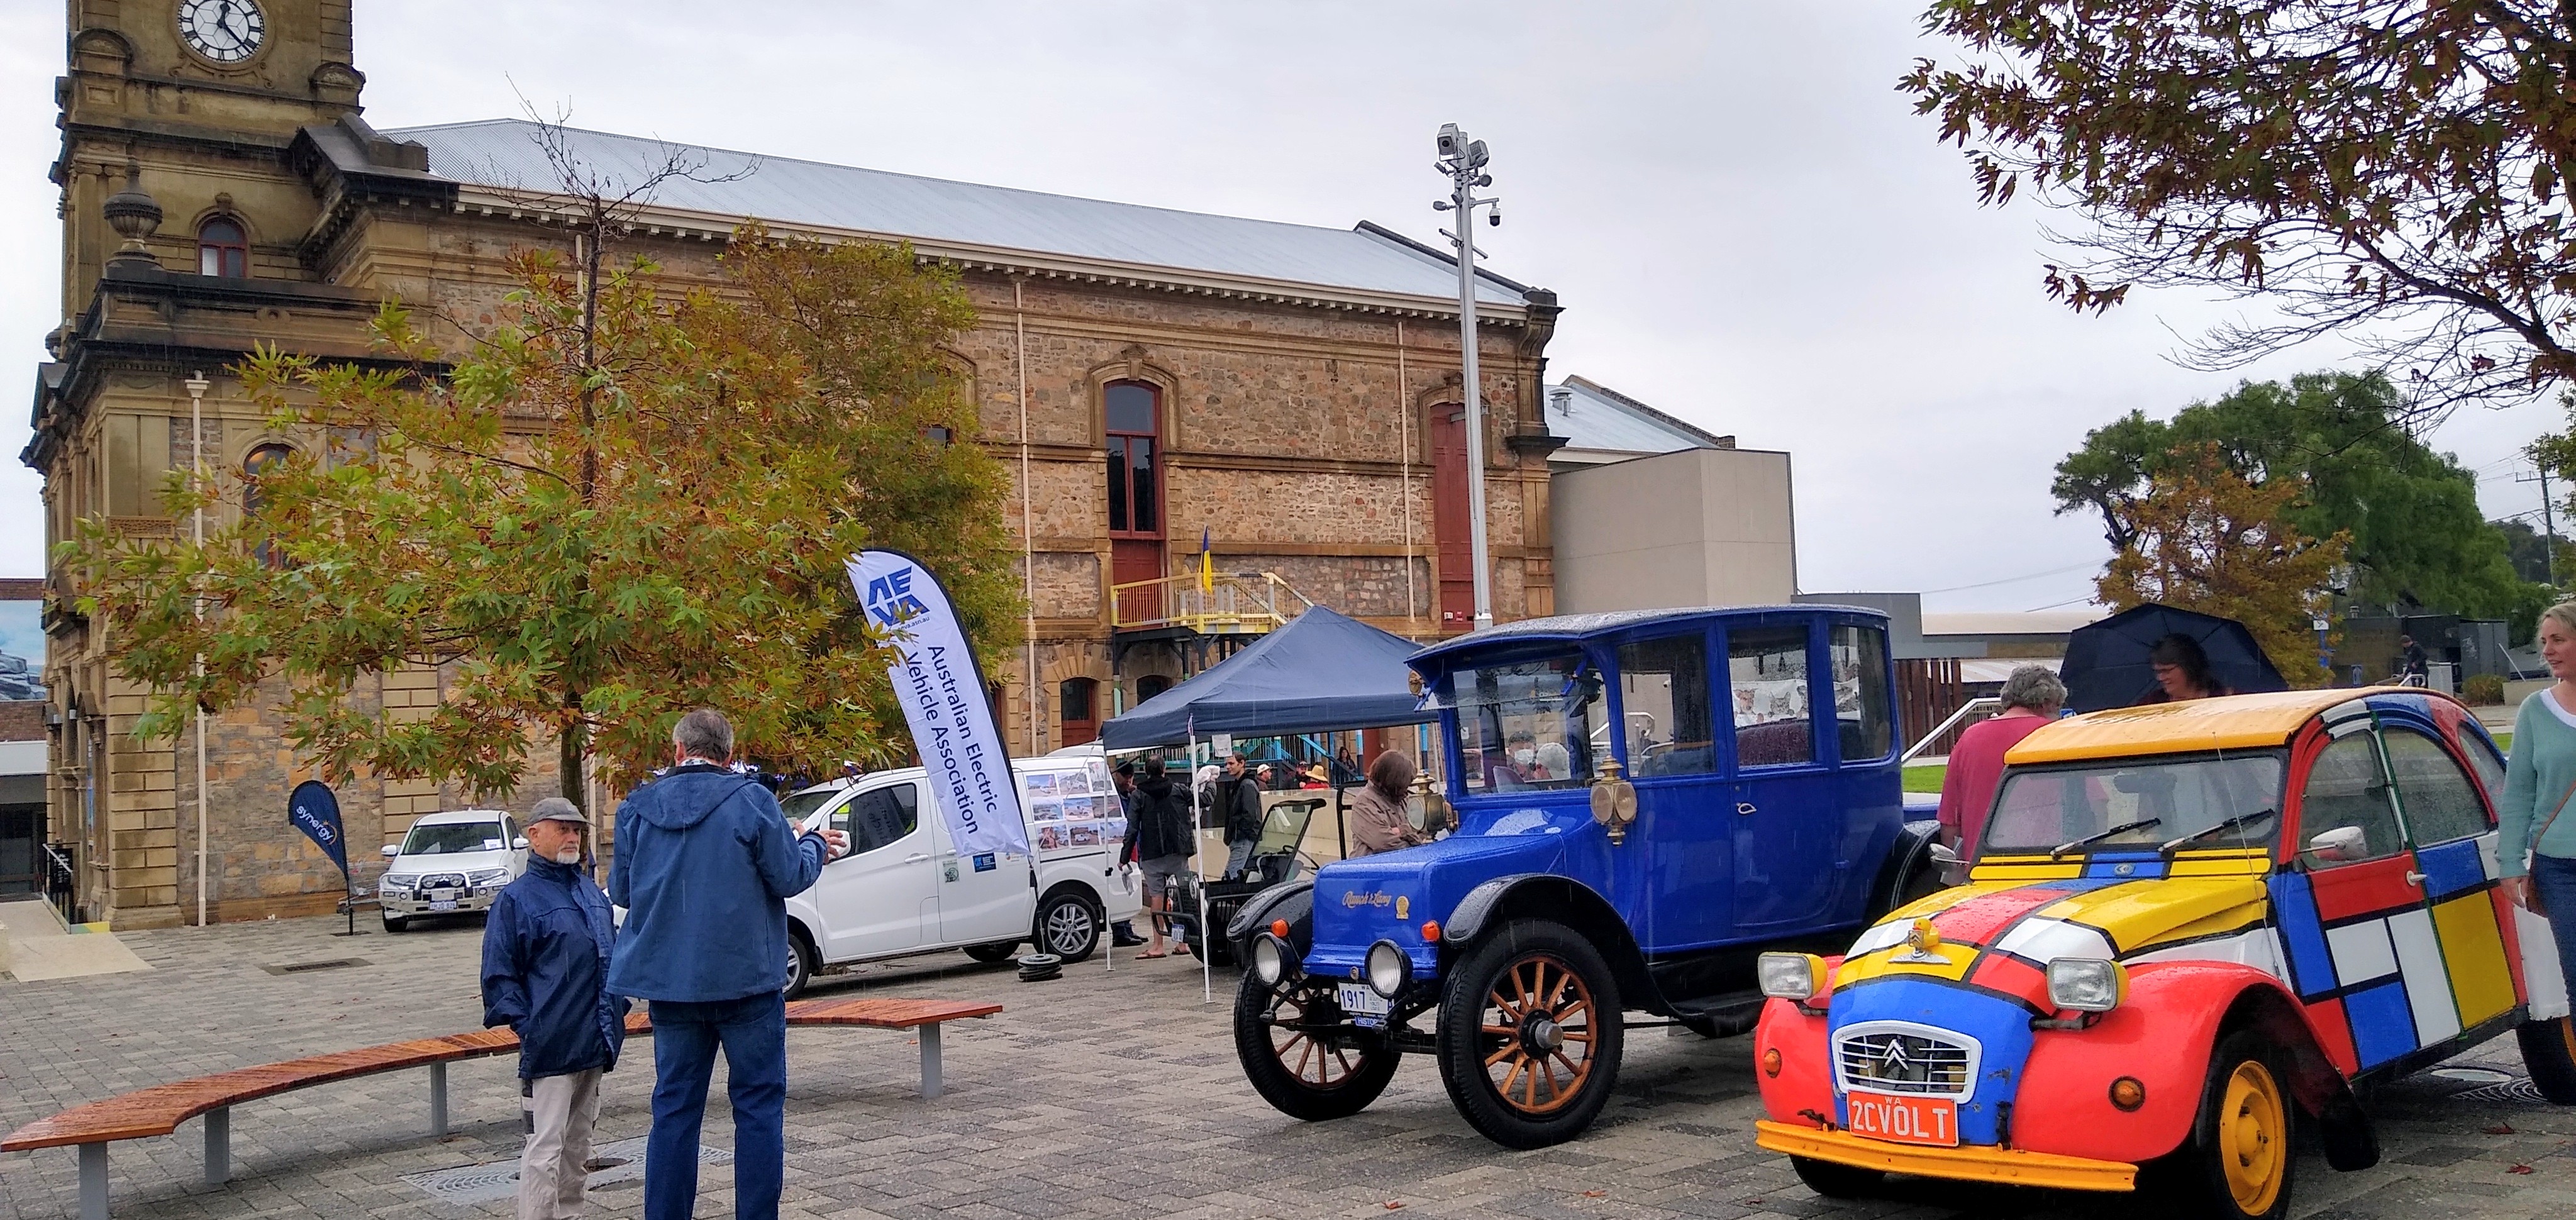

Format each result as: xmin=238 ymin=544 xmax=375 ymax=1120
xmin=1454 ymin=181 xmax=1493 ymax=632
xmin=1193 ymin=724 xmax=1211 ymax=1002
xmin=186 ymin=372 xmax=209 ymax=928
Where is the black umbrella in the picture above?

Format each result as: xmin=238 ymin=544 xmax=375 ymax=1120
xmin=2060 ymin=604 xmax=2289 ymax=713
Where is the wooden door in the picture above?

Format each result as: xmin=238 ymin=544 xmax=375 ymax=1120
xmin=1429 ymin=402 xmax=1475 ymax=631
xmin=1112 ymin=540 xmax=1165 ymax=626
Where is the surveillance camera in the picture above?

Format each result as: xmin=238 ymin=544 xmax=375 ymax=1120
xmin=1436 ymin=123 xmax=1468 ymax=160
xmin=1468 ymin=139 xmax=1489 ymax=169
xmin=1488 ymin=209 xmax=1501 ymax=227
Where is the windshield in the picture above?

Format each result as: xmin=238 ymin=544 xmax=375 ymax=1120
xmin=399 ymin=819 xmax=508 ymax=855
xmin=779 ymin=788 xmax=840 ymax=826
xmin=1450 ymin=653 xmax=1606 ymax=792
xmin=1981 ymin=753 xmax=2285 ymax=857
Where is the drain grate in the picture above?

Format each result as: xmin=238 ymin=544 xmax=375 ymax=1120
xmin=259 ymin=958 xmax=369 ymax=976
xmin=2450 ymin=1078 xmax=2552 ymax=1105
xmin=399 ymin=1136 xmax=728 ymax=1206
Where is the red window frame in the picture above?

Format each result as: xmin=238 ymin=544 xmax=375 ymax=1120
xmin=198 ymin=218 xmax=248 ymax=278
xmin=1104 ymin=381 xmax=1162 ymax=540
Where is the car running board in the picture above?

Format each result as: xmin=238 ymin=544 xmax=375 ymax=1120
xmin=1657 ymin=990 xmax=1766 ymax=1038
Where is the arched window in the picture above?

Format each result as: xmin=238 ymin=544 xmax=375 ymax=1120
xmin=1104 ymin=382 xmax=1160 ymax=537
xmin=243 ymin=444 xmax=292 ymax=567
xmin=197 ymin=218 xmax=248 ymax=278
xmin=1059 ymin=678 xmax=1099 ymax=746
xmin=1136 ymin=674 xmax=1174 ymax=703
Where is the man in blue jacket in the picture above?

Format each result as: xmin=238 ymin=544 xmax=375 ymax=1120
xmin=608 ymin=708 xmax=845 ymax=1220
xmin=480 ymin=797 xmax=625 ymax=1220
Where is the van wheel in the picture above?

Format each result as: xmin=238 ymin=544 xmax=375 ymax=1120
xmin=1234 ymin=973 xmax=1399 ymax=1121
xmin=2519 ymin=1016 xmax=2576 ymax=1104
xmin=784 ymin=929 xmax=817 ymax=1000
xmin=1435 ymin=919 xmax=1623 ymax=1149
xmin=1790 ymin=1156 xmax=1884 ymax=1198
xmin=1036 ymin=892 xmax=1100 ymax=962
xmin=964 ymin=941 xmax=1021 ymax=965
xmin=2148 ymin=1029 xmax=2295 ymax=1219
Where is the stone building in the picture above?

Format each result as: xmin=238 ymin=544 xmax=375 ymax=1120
xmin=30 ymin=1 xmax=1563 ymax=926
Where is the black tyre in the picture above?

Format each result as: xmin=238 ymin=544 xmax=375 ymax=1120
xmin=1896 ymin=860 xmax=1945 ymax=909
xmin=1790 ymin=1155 xmax=1885 ymax=1198
xmin=1435 ymin=919 xmax=1624 ymax=1149
xmin=381 ymin=914 xmax=408 ymax=933
xmin=2147 ymin=1029 xmax=2296 ymax=1219
xmin=784 ymin=928 xmax=817 ymax=1000
xmin=1233 ymin=972 xmax=1399 ymax=1121
xmin=1036 ymin=891 xmax=1101 ymax=963
xmin=964 ymin=941 xmax=1021 ymax=965
xmin=2519 ymin=1016 xmax=2576 ymax=1104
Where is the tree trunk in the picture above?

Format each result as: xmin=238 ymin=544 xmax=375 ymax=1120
xmin=560 ymin=694 xmax=587 ymax=818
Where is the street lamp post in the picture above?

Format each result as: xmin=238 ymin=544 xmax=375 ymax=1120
xmin=184 ymin=371 xmax=210 ymax=928
xmin=1435 ymin=124 xmax=1502 ymax=631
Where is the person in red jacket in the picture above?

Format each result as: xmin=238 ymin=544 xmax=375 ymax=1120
xmin=1938 ymin=665 xmax=2067 ymax=857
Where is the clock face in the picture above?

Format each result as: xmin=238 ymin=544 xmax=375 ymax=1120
xmin=177 ymin=0 xmax=267 ymax=65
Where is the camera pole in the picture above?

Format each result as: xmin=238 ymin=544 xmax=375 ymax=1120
xmin=1435 ymin=125 xmax=1502 ymax=632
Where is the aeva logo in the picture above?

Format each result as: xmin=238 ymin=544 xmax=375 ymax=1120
xmin=863 ymin=568 xmax=932 ymax=628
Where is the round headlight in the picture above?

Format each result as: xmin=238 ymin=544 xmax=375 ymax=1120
xmin=1250 ymin=934 xmax=1286 ymax=986
xmin=1365 ymin=940 xmax=1410 ymax=999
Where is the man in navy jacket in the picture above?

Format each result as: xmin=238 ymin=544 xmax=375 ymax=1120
xmin=608 ymin=709 xmax=845 ymax=1220
xmin=481 ymin=797 xmax=625 ymax=1220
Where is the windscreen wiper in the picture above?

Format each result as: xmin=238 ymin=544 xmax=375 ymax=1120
xmin=2158 ymin=809 xmax=2275 ymax=855
xmin=2050 ymin=818 xmax=2162 ymax=860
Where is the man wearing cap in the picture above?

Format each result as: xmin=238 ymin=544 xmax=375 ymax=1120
xmin=480 ymin=797 xmax=626 ymax=1220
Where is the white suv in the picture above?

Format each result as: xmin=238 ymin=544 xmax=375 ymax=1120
xmin=777 ymin=755 xmax=1142 ymax=996
xmin=376 ymin=809 xmax=527 ymax=931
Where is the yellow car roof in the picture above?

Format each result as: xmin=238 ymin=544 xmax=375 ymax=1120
xmin=2005 ymin=687 xmax=2419 ymax=765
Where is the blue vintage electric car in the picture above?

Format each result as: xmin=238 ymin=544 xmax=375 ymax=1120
xmin=1226 ymin=605 xmax=1943 ymax=1147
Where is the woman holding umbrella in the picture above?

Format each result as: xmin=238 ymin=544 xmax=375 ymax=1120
xmin=2141 ymin=633 xmax=2229 ymax=703
xmin=2502 ymin=603 xmax=2576 ymax=1017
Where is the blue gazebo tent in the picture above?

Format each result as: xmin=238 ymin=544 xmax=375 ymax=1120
xmin=1099 ymin=604 xmax=1434 ymax=749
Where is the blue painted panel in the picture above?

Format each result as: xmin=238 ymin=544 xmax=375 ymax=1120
xmin=2412 ymin=837 xmax=2487 ymax=901
xmin=2084 ymin=854 xmax=2167 ymax=880
xmin=2344 ymin=980 xmax=2419 ymax=1068
xmin=1828 ymin=977 xmax=2035 ymax=1147
xmin=2268 ymin=872 xmax=2338 ymax=999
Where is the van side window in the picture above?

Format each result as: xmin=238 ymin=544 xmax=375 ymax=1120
xmin=2384 ymin=729 xmax=2490 ymax=847
xmin=833 ymin=784 xmax=921 ymax=855
xmin=1617 ymin=634 xmax=1714 ymax=777
xmin=1728 ymin=628 xmax=1814 ymax=768
xmin=2298 ymin=735 xmax=2404 ymax=868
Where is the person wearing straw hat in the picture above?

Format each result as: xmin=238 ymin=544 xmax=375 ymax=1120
xmin=480 ymin=797 xmax=626 ymax=1220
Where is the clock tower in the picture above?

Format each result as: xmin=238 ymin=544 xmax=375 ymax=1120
xmin=36 ymin=1 xmax=421 ymax=929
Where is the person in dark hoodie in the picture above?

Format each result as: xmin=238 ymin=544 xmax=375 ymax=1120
xmin=481 ymin=797 xmax=625 ymax=1220
xmin=1119 ymin=758 xmax=1196 ymax=958
xmin=608 ymin=708 xmax=846 ymax=1220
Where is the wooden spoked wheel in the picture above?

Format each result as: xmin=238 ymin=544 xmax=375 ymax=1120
xmin=1474 ymin=952 xmax=1599 ymax=1115
xmin=1268 ymin=991 xmax=1362 ymax=1089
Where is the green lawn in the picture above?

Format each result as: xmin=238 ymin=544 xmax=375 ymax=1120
xmin=1903 ymin=763 xmax=1945 ymax=794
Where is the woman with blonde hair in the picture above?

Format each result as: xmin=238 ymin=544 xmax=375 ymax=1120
xmin=2502 ymin=601 xmax=2576 ymax=1015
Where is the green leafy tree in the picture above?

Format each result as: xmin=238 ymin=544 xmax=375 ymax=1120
xmin=2098 ymin=443 xmax=2349 ymax=685
xmin=2055 ymin=371 xmax=2534 ymax=618
xmin=67 ymin=231 xmax=1018 ymax=807
xmin=1903 ymin=2 xmax=2576 ymax=409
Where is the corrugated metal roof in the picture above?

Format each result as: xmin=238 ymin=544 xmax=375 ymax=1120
xmin=1921 ymin=611 xmax=2106 ymax=637
xmin=389 ymin=119 xmax=1528 ymax=307
xmin=1542 ymin=376 xmax=1724 ymax=455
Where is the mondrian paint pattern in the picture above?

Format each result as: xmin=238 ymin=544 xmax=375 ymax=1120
xmin=2266 ymin=831 xmax=2524 ymax=1072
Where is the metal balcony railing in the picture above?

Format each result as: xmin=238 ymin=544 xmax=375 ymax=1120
xmin=42 ymin=842 xmax=77 ymax=926
xmin=1109 ymin=570 xmax=1314 ymax=635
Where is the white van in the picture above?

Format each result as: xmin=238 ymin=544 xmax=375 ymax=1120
xmin=777 ymin=753 xmax=1141 ymax=996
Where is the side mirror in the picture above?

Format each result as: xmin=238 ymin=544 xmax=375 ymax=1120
xmin=1928 ymin=841 xmax=1960 ymax=863
xmin=2306 ymin=825 xmax=2365 ymax=862
xmin=511 ymin=836 xmax=530 ymax=850
xmin=380 ymin=843 xmax=399 ymax=858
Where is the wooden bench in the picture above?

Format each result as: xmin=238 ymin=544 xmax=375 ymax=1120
xmin=2 ymin=996 xmax=1000 ymax=1220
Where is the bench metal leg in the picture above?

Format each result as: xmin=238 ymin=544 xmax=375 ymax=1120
xmin=428 ymin=1062 xmax=448 ymax=1136
xmin=203 ymin=1104 xmax=230 ymax=1185
xmin=919 ymin=1024 xmax=943 ymax=1099
xmin=77 ymin=1142 xmax=107 ymax=1220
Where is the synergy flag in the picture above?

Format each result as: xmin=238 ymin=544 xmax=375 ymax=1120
xmin=848 ymin=550 xmax=1030 ymax=857
xmin=287 ymin=779 xmax=348 ymax=880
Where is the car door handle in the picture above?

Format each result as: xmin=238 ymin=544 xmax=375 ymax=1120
xmin=2405 ymin=871 xmax=2428 ymax=887
xmin=1736 ymin=802 xmax=1758 ymax=816
xmin=904 ymin=853 xmax=931 ymax=863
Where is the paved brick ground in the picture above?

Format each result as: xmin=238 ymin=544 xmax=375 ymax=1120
xmin=1 ymin=909 xmax=2571 ymax=1219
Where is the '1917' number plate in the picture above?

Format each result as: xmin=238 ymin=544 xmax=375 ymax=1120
xmin=1845 ymin=1089 xmax=1958 ymax=1146
xmin=1336 ymin=983 xmax=1391 ymax=1024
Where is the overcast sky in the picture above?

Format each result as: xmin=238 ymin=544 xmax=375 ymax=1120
xmin=0 ymin=1 xmax=2559 ymax=614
